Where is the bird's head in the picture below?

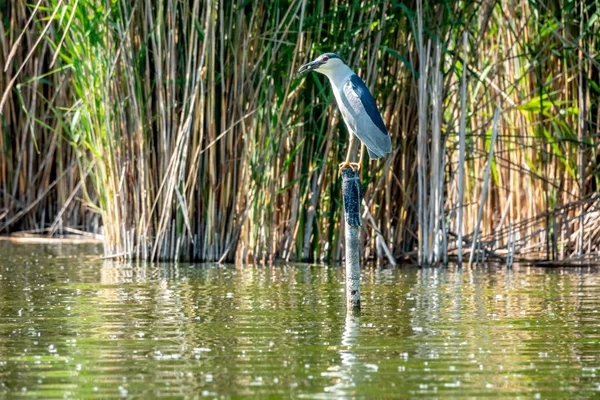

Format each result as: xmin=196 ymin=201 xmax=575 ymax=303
xmin=298 ymin=53 xmax=346 ymax=76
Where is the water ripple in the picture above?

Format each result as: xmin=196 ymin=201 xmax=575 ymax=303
xmin=1 ymin=243 xmax=600 ymax=397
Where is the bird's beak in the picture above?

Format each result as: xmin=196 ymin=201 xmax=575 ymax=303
xmin=298 ymin=60 xmax=323 ymax=74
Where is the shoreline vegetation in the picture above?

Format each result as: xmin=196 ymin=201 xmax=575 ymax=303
xmin=1 ymin=0 xmax=599 ymax=264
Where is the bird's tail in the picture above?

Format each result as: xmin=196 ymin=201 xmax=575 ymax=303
xmin=367 ymin=147 xmax=386 ymax=159
xmin=364 ymin=134 xmax=392 ymax=159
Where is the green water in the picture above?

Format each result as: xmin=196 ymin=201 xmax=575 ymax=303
xmin=1 ymin=243 xmax=600 ymax=398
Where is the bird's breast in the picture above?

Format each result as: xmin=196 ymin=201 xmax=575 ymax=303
xmin=330 ymin=77 xmax=360 ymax=128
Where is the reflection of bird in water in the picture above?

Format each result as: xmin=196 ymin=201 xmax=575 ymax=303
xmin=298 ymin=53 xmax=392 ymax=173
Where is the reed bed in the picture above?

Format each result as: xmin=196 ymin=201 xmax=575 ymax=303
xmin=1 ymin=0 xmax=599 ymax=263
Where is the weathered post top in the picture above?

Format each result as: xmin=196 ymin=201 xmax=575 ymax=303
xmin=341 ymin=168 xmax=362 ymax=227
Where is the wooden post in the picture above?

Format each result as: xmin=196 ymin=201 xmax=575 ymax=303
xmin=341 ymin=167 xmax=361 ymax=310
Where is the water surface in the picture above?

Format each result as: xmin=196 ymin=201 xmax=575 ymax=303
xmin=1 ymin=242 xmax=599 ymax=398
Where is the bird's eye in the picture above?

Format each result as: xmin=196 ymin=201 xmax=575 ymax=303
xmin=323 ymin=56 xmax=329 ymax=62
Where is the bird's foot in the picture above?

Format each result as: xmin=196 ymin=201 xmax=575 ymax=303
xmin=350 ymin=162 xmax=362 ymax=172
xmin=338 ymin=161 xmax=361 ymax=175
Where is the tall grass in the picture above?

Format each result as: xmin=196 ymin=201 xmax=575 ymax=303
xmin=0 ymin=1 xmax=100 ymax=237
xmin=1 ymin=0 xmax=599 ymax=263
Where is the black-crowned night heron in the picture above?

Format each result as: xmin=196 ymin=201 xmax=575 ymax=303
xmin=298 ymin=53 xmax=392 ymax=172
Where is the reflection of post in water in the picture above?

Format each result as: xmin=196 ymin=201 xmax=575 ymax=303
xmin=323 ymin=312 xmax=360 ymax=396
xmin=452 ymin=266 xmax=462 ymax=322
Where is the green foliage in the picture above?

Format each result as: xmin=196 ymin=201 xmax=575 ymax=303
xmin=2 ymin=0 xmax=599 ymax=261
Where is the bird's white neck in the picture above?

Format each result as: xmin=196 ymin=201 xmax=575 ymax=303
xmin=321 ymin=64 xmax=355 ymax=87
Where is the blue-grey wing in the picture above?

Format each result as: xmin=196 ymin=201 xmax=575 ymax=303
xmin=341 ymin=75 xmax=392 ymax=159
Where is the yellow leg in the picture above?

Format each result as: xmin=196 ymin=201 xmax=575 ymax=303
xmin=345 ymin=143 xmax=363 ymax=174
xmin=339 ymin=134 xmax=355 ymax=172
xmin=352 ymin=143 xmax=364 ymax=172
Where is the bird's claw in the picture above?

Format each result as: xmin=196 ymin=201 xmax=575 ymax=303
xmin=349 ymin=162 xmax=362 ymax=172
xmin=338 ymin=161 xmax=362 ymax=175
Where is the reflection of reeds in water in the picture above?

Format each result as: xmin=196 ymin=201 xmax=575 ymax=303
xmin=2 ymin=0 xmax=600 ymax=263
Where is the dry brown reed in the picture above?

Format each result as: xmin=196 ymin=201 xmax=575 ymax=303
xmin=1 ymin=0 xmax=599 ymax=263
xmin=0 ymin=1 xmax=100 ymax=236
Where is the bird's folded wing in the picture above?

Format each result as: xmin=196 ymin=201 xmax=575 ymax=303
xmin=342 ymin=75 xmax=391 ymax=158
